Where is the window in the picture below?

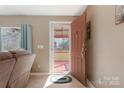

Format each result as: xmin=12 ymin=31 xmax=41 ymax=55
xmin=54 ymin=38 xmax=69 ymax=51
xmin=0 ymin=27 xmax=21 ymax=51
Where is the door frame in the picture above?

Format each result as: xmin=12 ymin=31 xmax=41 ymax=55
xmin=49 ymin=21 xmax=72 ymax=74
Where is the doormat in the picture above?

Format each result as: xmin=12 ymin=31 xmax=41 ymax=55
xmin=50 ymin=75 xmax=72 ymax=84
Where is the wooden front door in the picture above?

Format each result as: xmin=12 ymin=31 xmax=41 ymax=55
xmin=71 ymin=13 xmax=87 ymax=85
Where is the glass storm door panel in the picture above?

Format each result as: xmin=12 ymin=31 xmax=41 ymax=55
xmin=53 ymin=23 xmax=71 ymax=74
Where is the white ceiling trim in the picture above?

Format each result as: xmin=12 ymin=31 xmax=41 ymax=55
xmin=0 ymin=5 xmax=87 ymax=16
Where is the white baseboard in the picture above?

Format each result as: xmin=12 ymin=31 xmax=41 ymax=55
xmin=30 ymin=73 xmax=50 ymax=75
xmin=31 ymin=72 xmax=70 ymax=76
xmin=87 ymin=79 xmax=95 ymax=88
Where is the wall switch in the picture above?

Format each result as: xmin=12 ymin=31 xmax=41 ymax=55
xmin=37 ymin=45 xmax=44 ymax=49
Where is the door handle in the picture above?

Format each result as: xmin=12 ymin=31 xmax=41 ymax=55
xmin=81 ymin=49 xmax=83 ymax=56
xmin=81 ymin=48 xmax=84 ymax=56
xmin=81 ymin=43 xmax=87 ymax=56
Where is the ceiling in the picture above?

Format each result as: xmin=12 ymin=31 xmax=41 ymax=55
xmin=0 ymin=5 xmax=87 ymax=16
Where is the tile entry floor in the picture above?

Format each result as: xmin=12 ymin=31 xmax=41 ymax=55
xmin=26 ymin=74 xmax=86 ymax=88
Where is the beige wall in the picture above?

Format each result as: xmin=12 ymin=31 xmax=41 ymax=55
xmin=0 ymin=16 xmax=76 ymax=73
xmin=86 ymin=5 xmax=124 ymax=87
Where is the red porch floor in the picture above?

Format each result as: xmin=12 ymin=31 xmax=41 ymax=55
xmin=54 ymin=61 xmax=69 ymax=73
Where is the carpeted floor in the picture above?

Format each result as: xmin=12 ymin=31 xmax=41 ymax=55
xmin=26 ymin=74 xmax=85 ymax=88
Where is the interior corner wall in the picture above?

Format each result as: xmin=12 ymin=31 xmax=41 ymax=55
xmin=0 ymin=16 xmax=76 ymax=73
xmin=86 ymin=5 xmax=124 ymax=88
